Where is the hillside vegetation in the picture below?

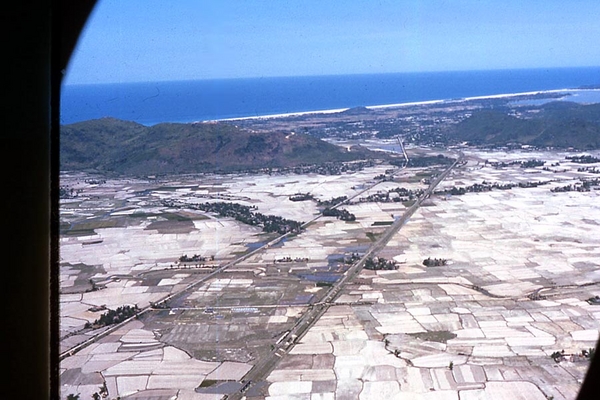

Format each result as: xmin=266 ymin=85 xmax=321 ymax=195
xmin=61 ymin=118 xmax=378 ymax=175
xmin=449 ymin=102 xmax=600 ymax=149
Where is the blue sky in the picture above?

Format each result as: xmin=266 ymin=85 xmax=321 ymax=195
xmin=64 ymin=0 xmax=600 ymax=85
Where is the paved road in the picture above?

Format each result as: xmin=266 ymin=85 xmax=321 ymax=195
xmin=227 ymin=154 xmax=463 ymax=399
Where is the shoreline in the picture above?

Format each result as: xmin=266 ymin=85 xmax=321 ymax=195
xmin=209 ymin=88 xmax=595 ymax=123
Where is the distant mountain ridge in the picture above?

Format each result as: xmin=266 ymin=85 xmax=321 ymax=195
xmin=449 ymin=102 xmax=600 ymax=149
xmin=60 ymin=118 xmax=378 ymax=175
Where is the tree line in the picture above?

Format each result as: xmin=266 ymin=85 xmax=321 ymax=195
xmin=179 ymin=254 xmax=215 ymax=263
xmin=322 ymin=207 xmax=356 ymax=221
xmin=423 ymin=257 xmax=448 ymax=267
xmin=85 ymin=305 xmax=140 ymax=329
xmin=551 ymin=178 xmax=600 ymax=193
xmin=364 ymin=256 xmax=398 ymax=271
xmin=180 ymin=201 xmax=304 ymax=234
xmin=434 ymin=180 xmax=552 ymax=196
xmin=486 ymin=159 xmax=546 ymax=169
xmin=566 ymin=155 xmax=600 ymax=164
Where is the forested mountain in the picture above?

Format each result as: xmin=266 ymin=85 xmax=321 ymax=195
xmin=449 ymin=102 xmax=600 ymax=149
xmin=60 ymin=118 xmax=378 ymax=175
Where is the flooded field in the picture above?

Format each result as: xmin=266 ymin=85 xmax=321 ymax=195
xmin=59 ymin=147 xmax=600 ymax=399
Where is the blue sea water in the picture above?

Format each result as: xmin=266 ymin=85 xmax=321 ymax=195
xmin=61 ymin=67 xmax=600 ymax=126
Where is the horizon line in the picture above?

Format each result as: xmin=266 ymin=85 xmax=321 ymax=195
xmin=62 ymin=65 xmax=600 ymax=87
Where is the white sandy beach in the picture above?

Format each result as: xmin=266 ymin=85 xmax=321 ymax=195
xmin=207 ymin=88 xmax=600 ymax=124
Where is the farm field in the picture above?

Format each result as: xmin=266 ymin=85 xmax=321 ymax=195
xmin=59 ymin=147 xmax=600 ymax=399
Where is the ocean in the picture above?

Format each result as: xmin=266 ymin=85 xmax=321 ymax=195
xmin=60 ymin=67 xmax=600 ymax=126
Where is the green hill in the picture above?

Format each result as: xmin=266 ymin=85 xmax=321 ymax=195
xmin=60 ymin=118 xmax=378 ymax=175
xmin=449 ymin=102 xmax=600 ymax=149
